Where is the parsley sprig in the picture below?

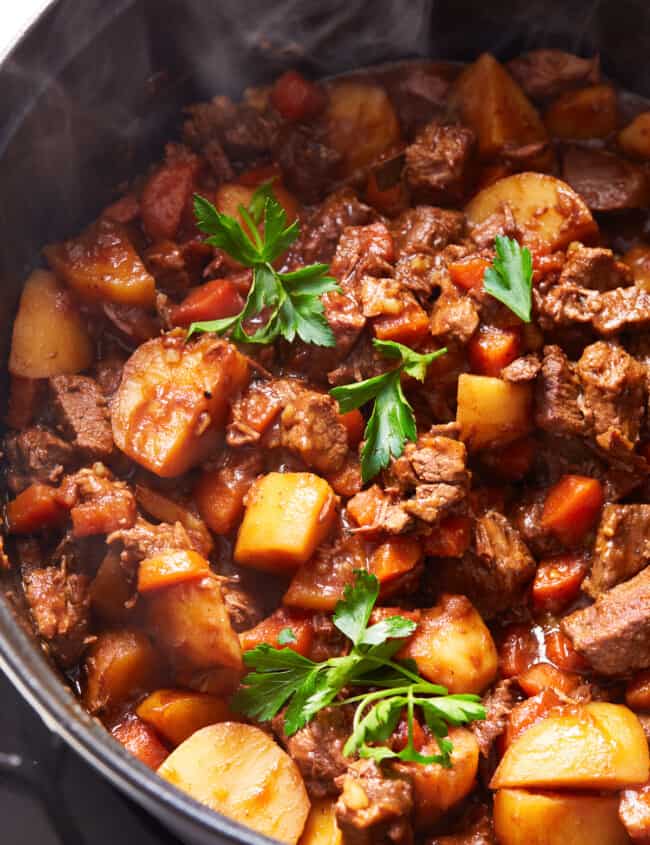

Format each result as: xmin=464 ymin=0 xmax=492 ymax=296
xmin=232 ymin=571 xmax=484 ymax=767
xmin=483 ymin=235 xmax=533 ymax=322
xmin=330 ymin=339 xmax=447 ymax=483
xmin=189 ymin=183 xmax=339 ymax=346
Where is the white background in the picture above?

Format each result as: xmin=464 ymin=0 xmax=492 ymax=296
xmin=0 ymin=1 xmax=52 ymax=61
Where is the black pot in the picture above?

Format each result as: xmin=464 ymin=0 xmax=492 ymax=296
xmin=1 ymin=1 xmax=649 ymax=841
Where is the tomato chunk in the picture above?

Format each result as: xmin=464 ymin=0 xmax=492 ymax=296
xmin=270 ymin=70 xmax=326 ymax=122
xmin=239 ymin=608 xmax=314 ymax=657
xmin=468 ymin=325 xmax=521 ymax=377
xmin=170 ymin=279 xmax=245 ymax=327
xmin=6 ymin=484 xmax=69 ymax=534
xmin=532 ymin=555 xmax=588 ymax=613
xmin=540 ymin=475 xmax=604 ymax=546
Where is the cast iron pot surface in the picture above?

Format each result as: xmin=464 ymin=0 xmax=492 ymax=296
xmin=2 ymin=1 xmax=650 ymax=842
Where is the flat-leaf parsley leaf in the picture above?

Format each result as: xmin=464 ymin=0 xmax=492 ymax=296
xmin=483 ymin=235 xmax=533 ymax=322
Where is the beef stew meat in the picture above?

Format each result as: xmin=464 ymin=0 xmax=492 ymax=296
xmin=6 ymin=52 xmax=650 ymax=845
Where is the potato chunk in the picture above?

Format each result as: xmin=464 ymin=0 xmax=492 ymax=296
xmin=619 ymin=112 xmax=650 ymax=160
xmin=465 ymin=172 xmax=597 ymax=252
xmin=491 ymin=702 xmax=650 ymax=790
xmin=494 ymin=789 xmax=629 ymax=845
xmin=9 ymin=269 xmax=93 ymax=378
xmin=234 ymin=472 xmax=337 ymax=572
xmin=112 ymin=334 xmax=250 ymax=477
xmin=299 ymin=799 xmax=342 ymax=845
xmin=158 ymin=723 xmax=310 ymax=844
xmin=325 ymin=81 xmax=400 ymax=174
xmin=544 ymin=85 xmax=618 ymax=140
xmin=137 ymin=688 xmax=231 ymax=746
xmin=45 ymin=219 xmax=155 ymax=307
xmin=401 ymin=595 xmax=497 ymax=694
xmin=146 ymin=573 xmax=243 ymax=671
xmin=456 ymin=374 xmax=532 ymax=452
xmin=450 ymin=53 xmax=548 ymax=159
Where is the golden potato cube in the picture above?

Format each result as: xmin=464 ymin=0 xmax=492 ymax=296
xmin=457 ymin=374 xmax=532 ymax=452
xmin=299 ymin=799 xmax=342 ymax=845
xmin=544 ymin=84 xmax=618 ymax=139
xmin=235 ymin=472 xmax=337 ymax=572
xmin=619 ymin=112 xmax=650 ymax=160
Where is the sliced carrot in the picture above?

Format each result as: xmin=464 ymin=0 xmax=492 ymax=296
xmin=373 ymin=300 xmax=429 ymax=346
xmin=468 ymin=325 xmax=521 ymax=377
xmin=138 ymin=550 xmax=210 ymax=594
xmin=112 ymin=715 xmax=169 ymax=769
xmin=517 ymin=662 xmax=581 ymax=698
xmin=498 ymin=624 xmax=539 ymax=678
xmin=338 ymin=408 xmax=365 ymax=448
xmin=239 ymin=608 xmax=314 ymax=657
xmin=532 ymin=555 xmax=588 ymax=613
xmin=448 ymin=257 xmax=490 ymax=291
xmin=170 ymin=279 xmax=244 ymax=327
xmin=423 ymin=515 xmax=472 ymax=558
xmin=545 ymin=629 xmax=589 ymax=672
xmin=541 ymin=475 xmax=604 ymax=546
xmin=6 ymin=484 xmax=69 ymax=534
xmin=370 ymin=536 xmax=422 ymax=584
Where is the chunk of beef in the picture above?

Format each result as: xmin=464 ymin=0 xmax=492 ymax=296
xmin=535 ymin=281 xmax=600 ymax=331
xmin=23 ymin=566 xmax=91 ymax=667
xmin=273 ymin=707 xmax=352 ymax=798
xmin=59 ymin=465 xmax=137 ymax=538
xmin=347 ymin=486 xmax=413 ymax=535
xmin=426 ymin=804 xmax=495 ymax=845
xmin=430 ymin=275 xmax=480 ymax=345
xmin=144 ymin=239 xmax=212 ymax=295
xmin=471 ymin=679 xmax=520 ymax=759
xmin=358 ymin=275 xmax=413 ymax=319
xmin=293 ymin=188 xmax=373 ymax=265
xmin=214 ymin=577 xmax=264 ymax=632
xmin=535 ymin=346 xmax=587 ymax=436
xmin=328 ymin=335 xmax=390 ymax=386
xmin=405 ymin=122 xmax=476 ymax=205
xmin=507 ymin=49 xmax=599 ymax=101
xmin=274 ymin=123 xmax=341 ymax=203
xmin=49 ymin=375 xmax=113 ymax=460
xmin=562 ymin=146 xmax=650 ymax=211
xmin=227 ymin=378 xmax=302 ymax=447
xmin=562 ymin=566 xmax=650 ymax=675
xmin=394 ymin=252 xmax=443 ymax=300
xmin=594 ymin=285 xmax=650 ymax=335
xmin=501 ymin=354 xmax=540 ymax=383
xmin=392 ymin=206 xmax=466 ymax=257
xmin=280 ymin=391 xmax=348 ymax=474
xmin=403 ymin=482 xmax=465 ymax=523
xmin=183 ymin=96 xmax=277 ymax=162
xmin=583 ymin=505 xmax=650 ymax=597
xmin=336 ymin=759 xmax=414 ymax=845
xmin=407 ymin=436 xmax=469 ymax=486
xmin=107 ymin=516 xmax=196 ymax=566
xmin=560 ymin=243 xmax=633 ymax=292
xmin=4 ymin=427 xmax=76 ymax=493
xmin=577 ymin=341 xmax=646 ymax=451
xmin=330 ymin=222 xmax=395 ymax=296
xmin=387 ymin=66 xmax=450 ymax=137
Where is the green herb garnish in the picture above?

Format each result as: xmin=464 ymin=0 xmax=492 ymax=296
xmin=189 ymin=184 xmax=339 ymax=346
xmin=483 ymin=235 xmax=533 ymax=322
xmin=278 ymin=627 xmax=298 ymax=645
xmin=232 ymin=571 xmax=484 ymax=767
xmin=330 ymin=339 xmax=447 ymax=483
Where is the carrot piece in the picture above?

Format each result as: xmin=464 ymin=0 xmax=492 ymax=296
xmin=540 ymin=474 xmax=604 ymax=546
xmin=346 ymin=485 xmax=389 ymax=530
xmin=517 ymin=662 xmax=581 ymax=698
xmin=170 ymin=279 xmax=244 ymax=328
xmin=498 ymin=624 xmax=540 ymax=678
xmin=468 ymin=325 xmax=521 ymax=377
xmin=111 ymin=715 xmax=169 ymax=769
xmin=6 ymin=484 xmax=69 ymax=534
xmin=239 ymin=608 xmax=314 ymax=657
xmin=338 ymin=408 xmax=365 ymax=448
xmin=137 ymin=689 xmax=232 ymax=747
xmin=194 ymin=457 xmax=260 ymax=536
xmin=270 ymin=70 xmax=326 ymax=122
xmin=501 ymin=689 xmax=564 ymax=751
xmin=423 ymin=515 xmax=472 ymax=558
xmin=325 ymin=458 xmax=363 ymax=498
xmin=448 ymin=257 xmax=490 ymax=291
xmin=138 ymin=550 xmax=210 ymax=594
xmin=545 ymin=629 xmax=589 ymax=672
xmin=370 ymin=536 xmax=423 ymax=584
xmin=532 ymin=555 xmax=588 ymax=613
xmin=480 ymin=436 xmax=535 ymax=481
xmin=626 ymin=669 xmax=650 ymax=711
xmin=373 ymin=300 xmax=429 ymax=346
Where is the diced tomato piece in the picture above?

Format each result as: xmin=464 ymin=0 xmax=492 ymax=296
xmin=545 ymin=629 xmax=589 ymax=672
xmin=138 ymin=550 xmax=211 ymax=594
xmin=6 ymin=484 xmax=69 ymax=534
xmin=240 ymin=608 xmax=314 ymax=657
xmin=370 ymin=536 xmax=422 ymax=585
xmin=498 ymin=624 xmax=540 ymax=678
xmin=501 ymin=689 xmax=564 ymax=751
xmin=517 ymin=662 xmax=580 ymax=698
xmin=423 ymin=515 xmax=472 ymax=558
xmin=111 ymin=715 xmax=169 ymax=769
xmin=531 ymin=555 xmax=588 ymax=613
xmin=338 ymin=408 xmax=365 ymax=448
xmin=626 ymin=669 xmax=650 ymax=711
xmin=481 ymin=436 xmax=536 ymax=481
xmin=170 ymin=279 xmax=244 ymax=327
xmin=270 ymin=70 xmax=326 ymax=122
xmin=448 ymin=257 xmax=490 ymax=291
xmin=540 ymin=475 xmax=604 ymax=546
xmin=468 ymin=325 xmax=521 ymax=377
xmin=373 ymin=300 xmax=429 ymax=346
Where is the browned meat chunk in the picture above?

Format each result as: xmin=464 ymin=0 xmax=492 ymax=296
xmin=336 ymin=759 xmax=414 ymax=845
xmin=407 ymin=436 xmax=469 ymax=486
xmin=562 ymin=567 xmax=650 ymax=675
xmin=273 ymin=707 xmax=351 ymax=799
xmin=507 ymin=49 xmax=599 ymax=100
xmin=430 ymin=276 xmax=480 ymax=344
xmin=405 ymin=122 xmax=476 ymax=204
xmin=470 ymin=204 xmax=520 ymax=249
xmin=183 ymin=95 xmax=277 ymax=161
xmin=59 ymin=465 xmax=137 ymax=538
xmin=347 ymin=485 xmax=413 ymax=535
xmin=274 ymin=123 xmax=341 ymax=203
xmin=535 ymin=346 xmax=587 ymax=436
xmin=218 ymin=577 xmax=265 ymax=632
xmin=537 ymin=279 xmax=650 ymax=336
xmin=403 ymin=482 xmax=465 ymax=523
xmin=471 ymin=679 xmax=520 ymax=759
xmin=4 ymin=427 xmax=76 ymax=493
xmin=583 ymin=505 xmax=650 ymax=597
xmin=501 ymin=354 xmax=540 ymax=383
xmin=595 ymin=285 xmax=650 ymax=335
xmin=280 ymin=391 xmax=348 ymax=474
xmin=427 ymin=804 xmax=496 ymax=845
xmin=49 ymin=375 xmax=113 ymax=460
xmin=330 ymin=222 xmax=395 ymax=296
xmin=23 ymin=566 xmax=91 ymax=667
xmin=227 ymin=378 xmax=302 ymax=447
xmin=562 ymin=146 xmax=650 ymax=211
xmin=392 ymin=206 xmax=466 ymax=256
xmin=294 ymin=188 xmax=373 ymax=265
xmin=559 ymin=243 xmax=633 ymax=292
xmin=108 ymin=516 xmax=197 ymax=566
xmin=387 ymin=66 xmax=450 ymax=136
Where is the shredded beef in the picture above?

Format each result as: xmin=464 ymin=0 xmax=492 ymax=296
xmin=471 ymin=679 xmax=520 ymax=759
xmin=280 ymin=391 xmax=348 ymax=474
xmin=583 ymin=505 xmax=650 ymax=596
xmin=403 ymin=482 xmax=465 ymax=523
xmin=4 ymin=427 xmax=76 ymax=493
xmin=507 ymin=49 xmax=599 ymax=100
xmin=183 ymin=95 xmax=277 ymax=162
xmin=107 ymin=516 xmax=197 ymax=566
xmin=470 ymin=204 xmax=520 ymax=249
xmin=392 ymin=206 xmax=466 ymax=257
xmin=59 ymin=465 xmax=137 ymax=539
xmin=407 ymin=436 xmax=469 ymax=486
xmin=405 ymin=122 xmax=476 ymax=204
xmin=562 ymin=567 xmax=650 ymax=675
xmin=49 ymin=375 xmax=114 ymax=460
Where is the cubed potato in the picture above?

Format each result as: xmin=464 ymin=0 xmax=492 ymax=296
xmin=234 ymin=472 xmax=337 ymax=572
xmin=401 ymin=594 xmax=497 ymax=694
xmin=9 ymin=269 xmax=94 ymax=378
xmin=83 ymin=629 xmax=162 ymax=714
xmin=491 ymin=702 xmax=650 ymax=790
xmin=465 ymin=172 xmax=597 ymax=252
xmin=89 ymin=550 xmax=134 ymax=624
xmin=406 ymin=729 xmax=479 ymax=829
xmin=325 ymin=81 xmax=401 ymax=174
xmin=138 ymin=550 xmax=211 ymax=594
xmin=619 ymin=112 xmax=650 ymax=160
xmin=45 ymin=219 xmax=156 ymax=307
xmin=494 ymin=789 xmax=629 ymax=845
xmin=111 ymin=334 xmax=250 ymax=477
xmin=135 ymin=485 xmax=213 ymax=557
xmin=299 ymin=799 xmax=342 ymax=845
xmin=137 ymin=688 xmax=232 ymax=747
xmin=216 ymin=182 xmax=299 ymax=227
xmin=146 ymin=573 xmax=243 ymax=671
xmin=450 ymin=53 xmax=548 ymax=159
xmin=544 ymin=85 xmax=618 ymax=139
xmin=623 ymin=245 xmax=650 ymax=292
xmin=456 ymin=374 xmax=532 ymax=452
xmin=158 ymin=723 xmax=310 ymax=845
